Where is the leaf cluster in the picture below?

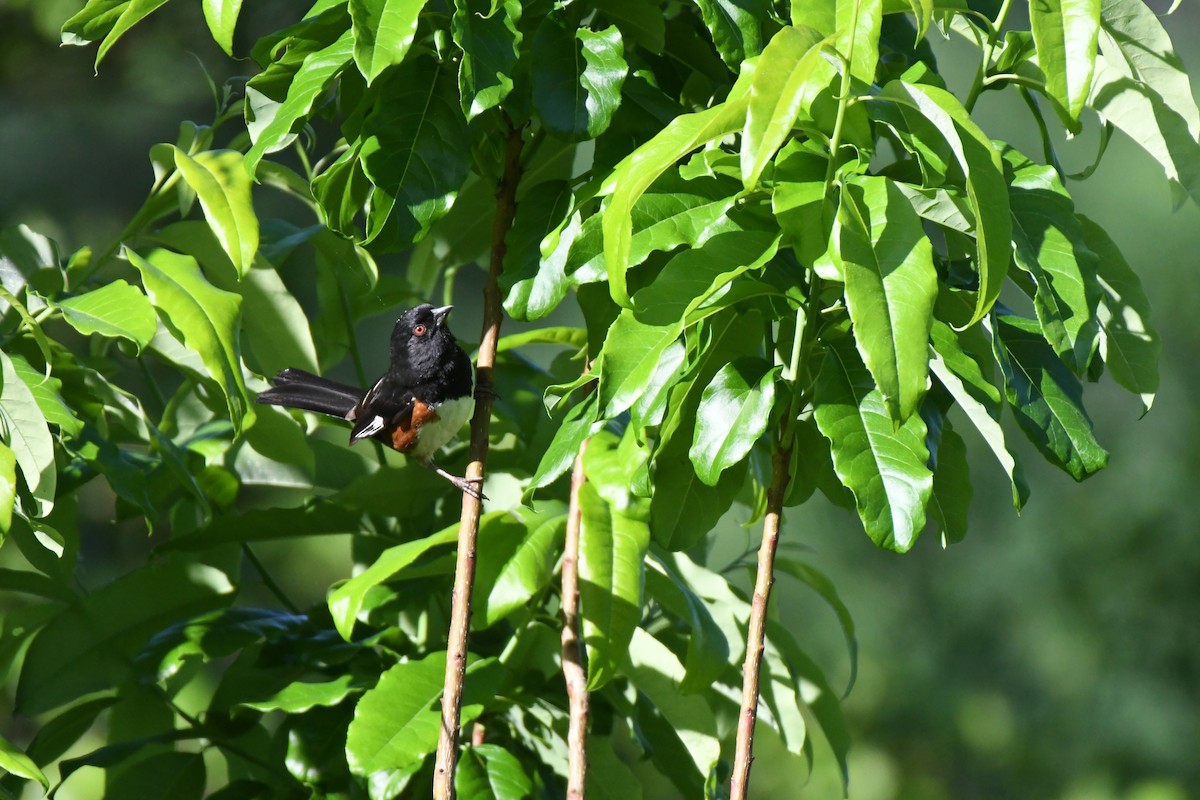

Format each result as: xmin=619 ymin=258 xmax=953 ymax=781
xmin=0 ymin=0 xmax=1193 ymax=796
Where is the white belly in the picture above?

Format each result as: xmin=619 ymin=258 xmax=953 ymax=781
xmin=410 ymin=395 xmax=475 ymax=459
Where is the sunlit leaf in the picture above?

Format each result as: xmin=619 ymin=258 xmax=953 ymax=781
xmin=532 ymin=15 xmax=627 ymax=140
xmin=689 ymin=359 xmax=778 ymax=485
xmin=55 ymin=279 xmax=157 ymax=352
xmin=202 ymin=0 xmax=243 ymax=55
xmin=0 ymin=351 xmax=56 ymax=517
xmin=349 ymin=0 xmax=425 ymax=84
xmin=452 ymin=0 xmax=521 ymax=119
xmin=1031 ymin=0 xmax=1100 ymax=127
xmin=172 ymin=149 xmax=259 ymax=277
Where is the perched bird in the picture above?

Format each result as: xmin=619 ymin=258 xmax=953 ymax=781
xmin=255 ymin=304 xmax=482 ymax=499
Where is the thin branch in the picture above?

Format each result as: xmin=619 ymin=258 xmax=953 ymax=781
xmin=729 ymin=443 xmax=792 ymax=800
xmin=432 ymin=120 xmax=524 ymax=800
xmin=561 ymin=440 xmax=590 ymax=800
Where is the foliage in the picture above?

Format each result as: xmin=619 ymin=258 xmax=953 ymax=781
xmin=0 ymin=0 xmax=1194 ymax=797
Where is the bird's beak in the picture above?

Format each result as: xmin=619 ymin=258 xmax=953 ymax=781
xmin=432 ymin=305 xmax=453 ymax=325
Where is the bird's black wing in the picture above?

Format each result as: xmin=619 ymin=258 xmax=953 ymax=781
xmin=256 ymin=368 xmax=364 ymax=419
xmin=350 ymin=374 xmax=415 ymax=443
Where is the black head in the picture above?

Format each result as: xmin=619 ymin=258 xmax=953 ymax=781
xmin=389 ymin=304 xmax=460 ymax=379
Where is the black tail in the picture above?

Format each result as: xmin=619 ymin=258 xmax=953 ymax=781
xmin=255 ymin=368 xmax=364 ymax=420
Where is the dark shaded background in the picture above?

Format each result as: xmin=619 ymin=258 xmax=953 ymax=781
xmin=1 ymin=2 xmax=1197 ymax=798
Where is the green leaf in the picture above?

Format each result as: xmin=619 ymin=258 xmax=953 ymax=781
xmin=625 ymin=627 xmax=720 ymax=783
xmin=1031 ymin=0 xmax=1100 ymax=127
xmin=202 ymin=0 xmax=243 ymax=56
xmin=62 ymin=0 xmax=173 ymax=69
xmin=1088 ymin=25 xmax=1200 ymax=206
xmin=55 ymin=279 xmax=157 ymax=352
xmin=525 ymin=392 xmax=600 ymax=497
xmin=689 ymin=359 xmax=778 ymax=485
xmin=0 ymin=442 xmax=14 ymax=534
xmin=245 ymin=29 xmax=355 ymax=174
xmin=313 ymin=58 xmax=471 ymax=247
xmin=1005 ymin=148 xmax=1100 ymax=372
xmin=834 ymin=175 xmax=938 ymax=422
xmin=689 ymin=0 xmax=767 ymax=67
xmin=0 ymin=351 xmax=56 ymax=517
xmin=347 ymin=654 xmax=498 ymax=775
xmin=126 ymin=247 xmax=252 ymax=435
xmin=740 ymin=25 xmax=831 ymax=188
xmin=172 ymin=149 xmax=259 ymax=277
xmin=1078 ymin=215 xmax=1158 ymax=412
xmin=877 ymin=81 xmax=1011 ymax=326
xmin=532 ymin=16 xmax=628 ymax=140
xmin=345 ymin=652 xmax=445 ymax=774
xmin=929 ymin=321 xmax=1029 ymax=508
xmin=928 ymin=421 xmax=971 ymax=545
xmin=24 ymin=697 xmax=119 ymax=768
xmin=328 ymin=519 xmax=468 ymax=639
xmin=501 ymin=181 xmax=576 ymax=321
xmin=601 ymin=66 xmax=753 ymax=306
xmin=135 ymin=607 xmax=309 ymax=681
xmin=0 ymin=732 xmax=48 ymax=790
xmin=596 ymin=312 xmax=681 ymax=418
xmin=991 ymin=315 xmax=1108 ymax=480
xmin=473 ymin=509 xmax=567 ymax=628
xmin=455 ymin=744 xmax=533 ymax=800
xmin=8 ymin=355 xmax=82 ymax=438
xmin=239 ymin=674 xmax=363 ymax=713
xmin=814 ymin=339 xmax=932 ymax=552
xmin=644 ymin=557 xmax=731 ymax=694
xmin=452 ymin=0 xmax=522 ymax=119
xmin=584 ymin=739 xmax=643 ymax=800
xmin=238 ymin=257 xmax=320 ymax=375
xmin=578 ymin=465 xmax=649 ymax=690
xmin=793 ymin=0 xmax=883 ymax=85
xmin=16 ymin=562 xmax=234 ymax=715
xmin=349 ymin=0 xmax=425 ymax=84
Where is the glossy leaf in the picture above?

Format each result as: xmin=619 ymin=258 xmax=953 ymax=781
xmin=578 ymin=465 xmax=649 ymax=690
xmin=834 ymin=175 xmax=937 ymax=422
xmin=239 ymin=257 xmax=320 ymax=376
xmin=601 ymin=66 xmax=753 ymax=306
xmin=452 ymin=0 xmax=521 ymax=119
xmin=1006 ymin=149 xmax=1100 ymax=372
xmin=690 ymin=0 xmax=767 ymax=67
xmin=172 ymin=148 xmax=259 ymax=277
xmin=792 ymin=0 xmax=882 ymax=85
xmin=991 ymin=315 xmax=1108 ymax=480
xmin=455 ymin=744 xmax=533 ymax=800
xmin=473 ymin=509 xmax=567 ymax=628
xmin=126 ymin=247 xmax=252 ymax=434
xmin=928 ymin=421 xmax=971 ymax=545
xmin=0 ymin=732 xmax=48 ymax=790
xmin=741 ymin=24 xmax=830 ymax=188
xmin=55 ymin=279 xmax=157 ymax=352
xmin=9 ymin=355 xmax=82 ymax=438
xmin=202 ymin=0 xmax=243 ymax=55
xmin=240 ymin=675 xmax=363 ymax=713
xmin=502 ymin=181 xmax=576 ymax=321
xmin=328 ymin=519 xmax=465 ymax=640
xmin=814 ymin=339 xmax=932 ymax=552
xmin=625 ymin=628 xmax=720 ymax=783
xmin=929 ymin=321 xmax=1029 ymax=508
xmin=526 ymin=391 xmax=600 ymax=496
xmin=245 ymin=29 xmax=355 ymax=174
xmin=1078 ymin=215 xmax=1159 ymax=412
xmin=689 ymin=359 xmax=778 ymax=485
xmin=349 ymin=0 xmax=424 ymax=84
xmin=0 ymin=351 xmax=56 ymax=517
xmin=644 ymin=557 xmax=731 ymax=694
xmin=1030 ymin=0 xmax=1100 ymax=127
xmin=877 ymin=81 xmax=1011 ymax=326
xmin=314 ymin=58 xmax=471 ymax=247
xmin=62 ymin=0 xmax=173 ymax=69
xmin=532 ymin=16 xmax=627 ymax=140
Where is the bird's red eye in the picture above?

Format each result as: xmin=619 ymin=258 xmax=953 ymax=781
xmin=413 ymin=325 xmax=427 ymax=336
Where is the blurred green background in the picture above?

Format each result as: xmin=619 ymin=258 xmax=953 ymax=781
xmin=1 ymin=2 xmax=1197 ymax=798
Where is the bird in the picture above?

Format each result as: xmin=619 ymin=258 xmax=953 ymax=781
xmin=255 ymin=304 xmax=483 ymax=499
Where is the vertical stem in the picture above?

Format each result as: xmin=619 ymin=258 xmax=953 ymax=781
xmin=729 ymin=443 xmax=792 ymax=800
xmin=561 ymin=441 xmax=590 ymax=800
xmin=432 ymin=121 xmax=524 ymax=800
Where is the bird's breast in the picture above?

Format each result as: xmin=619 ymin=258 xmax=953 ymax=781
xmin=394 ymin=395 xmax=475 ymax=459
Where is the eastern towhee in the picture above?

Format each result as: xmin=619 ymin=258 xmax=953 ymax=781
xmin=255 ymin=304 xmax=483 ymax=499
